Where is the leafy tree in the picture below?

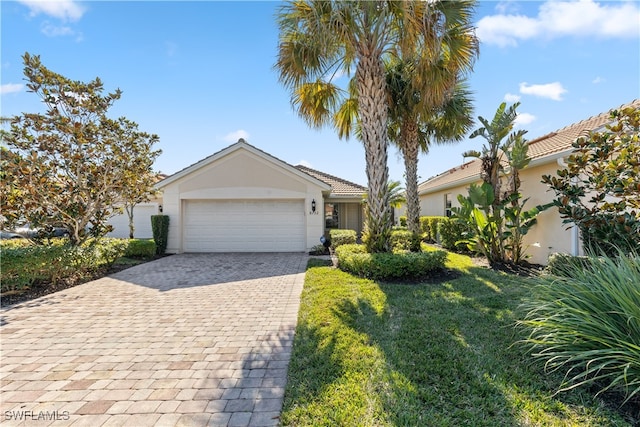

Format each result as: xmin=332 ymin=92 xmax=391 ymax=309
xmin=275 ymin=0 xmax=478 ymax=252
xmin=2 ymin=53 xmax=161 ymax=245
xmin=542 ymin=105 xmax=640 ymax=256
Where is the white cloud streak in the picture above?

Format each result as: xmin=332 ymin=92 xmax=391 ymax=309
xmin=222 ymin=130 xmax=250 ymax=143
xmin=519 ymin=82 xmax=567 ymax=101
xmin=504 ymin=93 xmax=521 ymax=103
xmin=514 ymin=112 xmax=536 ymax=127
xmin=298 ymin=160 xmax=313 ymax=168
xmin=477 ymin=0 xmax=640 ymax=47
xmin=18 ymin=0 xmax=86 ymax=22
xmin=1 ymin=83 xmax=24 ymax=95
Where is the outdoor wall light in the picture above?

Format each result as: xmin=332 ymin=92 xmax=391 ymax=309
xmin=311 ymin=199 xmax=317 ymax=214
xmin=159 ymin=205 xmax=163 ymax=213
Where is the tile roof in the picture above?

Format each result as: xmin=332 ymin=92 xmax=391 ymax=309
xmin=418 ymin=99 xmax=640 ymax=194
xmin=295 ymin=165 xmax=367 ymax=197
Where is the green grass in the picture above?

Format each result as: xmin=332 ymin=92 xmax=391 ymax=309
xmin=280 ymin=254 xmax=636 ymax=426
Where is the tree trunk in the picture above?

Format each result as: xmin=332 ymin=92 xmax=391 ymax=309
xmin=400 ymin=120 xmax=421 ymax=236
xmin=356 ymin=48 xmax=391 ymax=253
xmin=125 ymin=205 xmax=135 ymax=239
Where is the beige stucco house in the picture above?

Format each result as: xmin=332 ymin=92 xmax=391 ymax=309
xmin=117 ymin=139 xmax=366 ymax=253
xmin=408 ymin=99 xmax=639 ymax=265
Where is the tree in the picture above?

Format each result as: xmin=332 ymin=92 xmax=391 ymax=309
xmin=275 ymin=0 xmax=478 ymax=252
xmin=387 ymin=69 xmax=475 ymax=237
xmin=385 ymin=0 xmax=478 ymax=238
xmin=114 ymin=119 xmax=161 ymax=239
xmin=542 ymin=105 xmax=640 ymax=256
xmin=2 ymin=53 xmax=161 ymax=245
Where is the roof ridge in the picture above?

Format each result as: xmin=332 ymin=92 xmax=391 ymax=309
xmin=295 ymin=164 xmax=366 ymax=190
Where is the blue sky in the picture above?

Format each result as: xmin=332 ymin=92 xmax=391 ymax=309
xmin=2 ymin=0 xmax=639 ymax=187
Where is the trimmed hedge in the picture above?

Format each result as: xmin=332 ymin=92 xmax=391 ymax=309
xmin=329 ymin=229 xmax=357 ymax=249
xmin=335 ymin=244 xmax=447 ymax=281
xmin=124 ymin=239 xmax=156 ymax=258
xmin=151 ymin=215 xmax=170 ymax=255
xmin=1 ymin=238 xmax=128 ymax=293
xmin=438 ymin=218 xmax=469 ymax=252
xmin=390 ymin=229 xmax=421 ymax=252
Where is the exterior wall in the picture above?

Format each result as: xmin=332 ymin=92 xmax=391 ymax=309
xmin=159 ymin=149 xmax=327 ymax=253
xmin=106 ymin=202 xmax=160 ymax=239
xmin=414 ymin=160 xmax=579 ymax=265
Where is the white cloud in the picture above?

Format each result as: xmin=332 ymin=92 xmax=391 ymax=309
xmin=519 ymin=82 xmax=567 ymax=101
xmin=19 ymin=0 xmax=85 ymax=22
xmin=476 ymin=0 xmax=640 ymax=47
xmin=165 ymin=41 xmax=178 ymax=57
xmin=514 ymin=112 xmax=536 ymax=127
xmin=41 ymin=21 xmax=75 ymax=37
xmin=298 ymin=160 xmax=313 ymax=168
xmin=1 ymin=83 xmax=24 ymax=95
xmin=221 ymin=130 xmax=250 ymax=143
xmin=592 ymin=76 xmax=606 ymax=84
xmin=504 ymin=93 xmax=521 ymax=103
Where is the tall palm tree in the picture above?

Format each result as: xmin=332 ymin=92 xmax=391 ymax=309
xmin=387 ymin=65 xmax=475 ymax=236
xmin=385 ymin=0 xmax=479 ymax=237
xmin=275 ymin=1 xmax=477 ymax=252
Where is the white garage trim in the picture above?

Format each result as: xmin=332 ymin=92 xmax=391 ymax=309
xmin=183 ymin=199 xmax=306 ymax=252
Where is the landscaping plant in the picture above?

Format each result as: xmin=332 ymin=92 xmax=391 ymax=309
xmin=542 ymin=105 xmax=640 ymax=257
xmin=1 ymin=53 xmax=161 ymax=245
xmin=151 ymin=215 xmax=170 ymax=255
xmin=518 ymin=250 xmax=640 ymax=405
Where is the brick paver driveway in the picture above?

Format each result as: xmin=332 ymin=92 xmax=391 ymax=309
xmin=0 ymin=253 xmax=308 ymax=427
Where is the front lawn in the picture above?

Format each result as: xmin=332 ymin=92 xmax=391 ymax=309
xmin=280 ymin=252 xmax=635 ymax=426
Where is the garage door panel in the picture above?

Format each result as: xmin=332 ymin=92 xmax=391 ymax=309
xmin=183 ymin=200 xmax=305 ymax=252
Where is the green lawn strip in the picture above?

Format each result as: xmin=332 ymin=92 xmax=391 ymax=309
xmin=281 ymin=255 xmax=631 ymax=426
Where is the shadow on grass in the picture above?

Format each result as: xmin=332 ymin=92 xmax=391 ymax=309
xmin=281 ymin=261 xmax=634 ymax=426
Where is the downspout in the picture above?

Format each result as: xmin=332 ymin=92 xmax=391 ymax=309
xmin=557 ymin=157 xmax=580 ymax=256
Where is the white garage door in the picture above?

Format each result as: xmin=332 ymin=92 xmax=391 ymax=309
xmin=183 ymin=200 xmax=306 ymax=252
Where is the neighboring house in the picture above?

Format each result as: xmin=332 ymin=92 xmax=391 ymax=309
xmin=135 ymin=139 xmax=367 ymax=253
xmin=408 ymin=99 xmax=639 ymax=265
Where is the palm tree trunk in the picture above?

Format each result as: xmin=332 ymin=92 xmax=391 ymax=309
xmin=400 ymin=120 xmax=421 ymax=236
xmin=357 ymin=49 xmax=391 ymax=253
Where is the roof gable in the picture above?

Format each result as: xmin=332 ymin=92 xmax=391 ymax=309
xmin=156 ymin=139 xmax=331 ymax=191
xmin=418 ymin=99 xmax=639 ymax=194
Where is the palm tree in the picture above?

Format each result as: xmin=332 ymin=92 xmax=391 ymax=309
xmin=275 ymin=1 xmax=477 ymax=252
xmin=387 ymin=66 xmax=475 ymax=236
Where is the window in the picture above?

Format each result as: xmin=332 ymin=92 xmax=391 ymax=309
xmin=445 ymin=193 xmax=452 ymax=217
xmin=325 ymin=203 xmax=339 ymax=229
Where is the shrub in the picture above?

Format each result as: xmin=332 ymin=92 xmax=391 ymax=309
xmin=390 ymin=229 xmax=421 ymax=252
xmin=419 ymin=216 xmax=447 ymax=242
xmin=438 ymin=218 xmax=469 ymax=252
xmin=1 ymin=238 xmax=127 ymax=293
xmin=309 ymin=244 xmax=329 ymax=255
xmin=398 ymin=216 xmax=407 ymax=227
xmin=542 ymin=106 xmax=640 ymax=257
xmin=518 ymin=250 xmax=640 ymax=404
xmin=335 ymin=243 xmax=447 ymax=281
xmin=329 ymin=229 xmax=357 ymax=249
xmin=125 ymin=239 xmax=156 ymax=258
xmin=151 ymin=215 xmax=170 ymax=255
xmin=545 ymin=252 xmax=603 ymax=277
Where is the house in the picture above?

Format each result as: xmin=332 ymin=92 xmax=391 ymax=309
xmin=410 ymin=99 xmax=639 ymax=265
xmin=125 ymin=139 xmax=366 ymax=253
